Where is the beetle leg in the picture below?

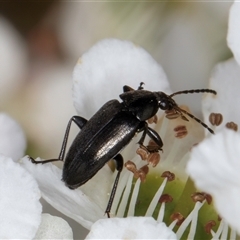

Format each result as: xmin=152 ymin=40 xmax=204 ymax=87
xmin=137 ymin=122 xmax=163 ymax=152
xmin=105 ymin=154 xmax=123 ymax=218
xmin=146 ymin=127 xmax=163 ymax=151
xmin=29 ymin=116 xmax=88 ymax=164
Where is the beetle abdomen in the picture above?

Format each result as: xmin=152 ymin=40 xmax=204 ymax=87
xmin=62 ymin=105 xmax=141 ymax=189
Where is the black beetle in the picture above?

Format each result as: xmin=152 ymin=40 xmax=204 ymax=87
xmin=30 ymin=83 xmax=216 ymax=217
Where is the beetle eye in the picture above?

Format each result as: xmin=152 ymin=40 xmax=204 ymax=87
xmin=159 ymin=100 xmax=169 ymax=110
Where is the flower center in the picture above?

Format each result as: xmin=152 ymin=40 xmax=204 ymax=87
xmin=109 ymin=110 xmax=238 ymax=239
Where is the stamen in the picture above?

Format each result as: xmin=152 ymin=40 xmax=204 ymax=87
xmin=226 ymin=121 xmax=238 ymax=131
xmin=147 ymin=139 xmax=162 ymax=152
xmin=168 ymin=219 xmax=178 ymax=230
xmin=138 ymin=165 xmax=149 ymax=182
xmin=136 ymin=147 xmax=149 ymax=160
xmin=176 ymin=200 xmax=205 ymax=239
xmin=174 ymin=125 xmax=188 ymax=138
xmin=209 ymin=113 xmax=223 ymax=126
xmin=211 ymin=219 xmax=224 ymax=239
xmin=147 ymin=152 xmax=160 ymax=167
xmin=191 ymin=192 xmax=212 ymax=204
xmin=157 ymin=194 xmax=173 ymax=222
xmin=188 ymin=201 xmax=205 ymax=239
xmin=161 ymin=171 xmax=175 ymax=181
xmin=205 ymin=220 xmax=216 ymax=234
xmin=116 ymin=173 xmax=134 ymax=217
xmin=145 ymin=177 xmax=168 ymax=217
xmin=165 ymin=109 xmax=180 ymax=120
xmin=221 ymin=221 xmax=229 ymax=240
xmin=127 ymin=178 xmax=141 ymax=216
xmin=125 ymin=160 xmax=137 ymax=173
xmin=158 ymin=193 xmax=173 ymax=203
xmin=170 ymin=212 xmax=185 ymax=226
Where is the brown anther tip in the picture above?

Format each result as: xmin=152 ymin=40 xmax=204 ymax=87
xmin=158 ymin=194 xmax=173 ymax=203
xmin=226 ymin=121 xmax=238 ymax=131
xmin=209 ymin=113 xmax=223 ymax=126
xmin=170 ymin=212 xmax=185 ymax=226
xmin=136 ymin=147 xmax=149 ymax=160
xmin=161 ymin=171 xmax=175 ymax=181
xmin=133 ymin=165 xmax=149 ymax=182
xmin=191 ymin=192 xmax=205 ymax=203
xmin=125 ymin=160 xmax=137 ymax=173
xmin=147 ymin=152 xmax=160 ymax=167
xmin=204 ymin=193 xmax=212 ymax=205
xmin=165 ymin=109 xmax=180 ymax=120
xmin=148 ymin=115 xmax=158 ymax=124
xmin=205 ymin=220 xmax=216 ymax=234
xmin=191 ymin=192 xmax=212 ymax=204
xmin=174 ymin=125 xmax=188 ymax=139
xmin=139 ymin=165 xmax=149 ymax=175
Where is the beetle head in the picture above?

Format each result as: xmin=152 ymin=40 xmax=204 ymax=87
xmin=155 ymin=92 xmax=176 ymax=111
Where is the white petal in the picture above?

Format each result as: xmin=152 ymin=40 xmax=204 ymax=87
xmin=86 ymin=217 xmax=177 ymax=239
xmin=73 ymin=38 xmax=171 ymax=118
xmin=187 ymin=129 xmax=240 ymax=234
xmin=0 ymin=113 xmax=26 ymax=161
xmin=0 ymin=17 xmax=27 ymax=105
xmin=21 ymin=156 xmax=111 ymax=230
xmin=34 ymin=213 xmax=73 ymax=239
xmin=0 ymin=155 xmax=41 ymax=239
xmin=202 ymin=58 xmax=240 ymax=129
xmin=227 ymin=1 xmax=240 ymax=66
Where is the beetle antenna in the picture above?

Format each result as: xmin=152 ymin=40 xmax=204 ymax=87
xmin=170 ymin=89 xmax=217 ymax=98
xmin=174 ymin=106 xmax=214 ymax=134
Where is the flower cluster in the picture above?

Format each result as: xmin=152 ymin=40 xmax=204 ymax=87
xmin=1 ymin=1 xmax=240 ymax=239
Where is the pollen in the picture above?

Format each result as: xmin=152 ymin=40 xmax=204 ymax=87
xmin=174 ymin=125 xmax=188 ymax=139
xmin=226 ymin=121 xmax=238 ymax=131
xmin=209 ymin=113 xmax=223 ymax=126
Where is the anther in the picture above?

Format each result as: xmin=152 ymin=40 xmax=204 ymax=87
xmin=165 ymin=109 xmax=179 ymax=120
xmin=226 ymin=121 xmax=238 ymax=131
xmin=148 ymin=115 xmax=158 ymax=124
xmin=161 ymin=171 xmax=175 ymax=181
xmin=136 ymin=147 xmax=149 ymax=160
xmin=125 ymin=160 xmax=137 ymax=173
xmin=191 ymin=192 xmax=212 ymax=204
xmin=147 ymin=140 xmax=162 ymax=152
xmin=204 ymin=220 xmax=216 ymax=234
xmin=174 ymin=125 xmax=188 ymax=138
xmin=209 ymin=113 xmax=223 ymax=126
xmin=158 ymin=194 xmax=173 ymax=203
xmin=147 ymin=152 xmax=160 ymax=167
xmin=138 ymin=165 xmax=149 ymax=182
xmin=170 ymin=212 xmax=185 ymax=226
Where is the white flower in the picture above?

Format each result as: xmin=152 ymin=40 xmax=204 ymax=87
xmin=85 ymin=217 xmax=177 ymax=240
xmin=0 ymin=113 xmax=73 ymax=239
xmin=0 ymin=154 xmax=42 ymax=239
xmin=0 ymin=113 xmax=26 ymax=161
xmin=22 ymin=38 xmax=171 ymax=229
xmin=22 ymin=39 xmax=219 ymax=239
xmin=72 ymin=38 xmax=171 ymax=118
xmin=187 ymin=130 xmax=240 ymax=236
xmin=187 ymin=1 xmax=240 ymax=237
xmin=34 ymin=213 xmax=73 ymax=239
